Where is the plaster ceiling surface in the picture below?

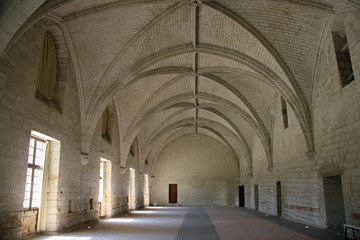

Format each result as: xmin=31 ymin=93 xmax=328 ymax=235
xmin=2 ymin=0 xmax=358 ymax=169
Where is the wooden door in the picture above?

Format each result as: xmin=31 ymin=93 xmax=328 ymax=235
xmin=239 ymin=186 xmax=245 ymax=207
xmin=169 ymin=184 xmax=177 ymax=203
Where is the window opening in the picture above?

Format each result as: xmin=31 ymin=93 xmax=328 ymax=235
xmin=23 ymin=131 xmax=60 ymax=234
xmin=130 ymin=142 xmax=136 ymax=157
xmin=99 ymin=158 xmax=111 ymax=217
xmin=281 ymin=97 xmax=288 ymax=129
xmin=68 ymin=200 xmax=72 ymax=213
xmin=102 ymin=107 xmax=110 ymax=140
xmin=99 ymin=161 xmax=104 ymax=203
xmin=129 ymin=168 xmax=136 ymax=210
xmin=23 ymin=137 xmax=47 ymax=209
xmin=332 ymin=32 xmax=354 ymax=87
xmin=144 ymin=174 xmax=149 ymax=207
xmin=90 ymin=199 xmax=94 ymax=210
xmin=130 ymin=137 xmax=138 ymax=158
xmin=36 ymin=32 xmax=57 ymax=100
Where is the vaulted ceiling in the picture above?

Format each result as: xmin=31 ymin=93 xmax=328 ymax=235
xmin=1 ymin=0 xmax=358 ymax=174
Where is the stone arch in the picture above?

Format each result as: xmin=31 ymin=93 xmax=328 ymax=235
xmin=140 ymin=107 xmax=252 ymax=171
xmin=33 ymin=19 xmax=70 ymax=112
xmin=124 ymin=68 xmax=267 ymax=141
xmin=126 ymin=92 xmax=266 ymax=169
xmin=83 ymin=46 xmax=314 ymax=161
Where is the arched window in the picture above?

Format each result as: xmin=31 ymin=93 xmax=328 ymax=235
xmin=36 ymin=32 xmax=57 ymax=100
xmin=281 ymin=96 xmax=288 ymax=129
xmin=332 ymin=31 xmax=354 ymax=87
xmin=102 ymin=107 xmax=110 ymax=140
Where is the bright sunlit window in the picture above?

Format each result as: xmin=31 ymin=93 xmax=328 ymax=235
xmin=23 ymin=137 xmax=47 ymax=209
xmin=99 ymin=160 xmax=104 ymax=203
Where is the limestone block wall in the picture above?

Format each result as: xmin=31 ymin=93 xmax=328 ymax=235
xmin=312 ymin=11 xmax=360 ymax=227
xmin=21 ymin=210 xmax=38 ymax=237
xmin=127 ymin=137 xmax=151 ymax=210
xmin=84 ymin=102 xmax=128 ymax=222
xmin=126 ymin=149 xmax=146 ymax=210
xmin=151 ymin=135 xmax=240 ymax=206
xmin=0 ymin=18 xmax=146 ymax=238
xmin=0 ymin=19 xmax=82 ymax=238
xmin=241 ymin=99 xmax=321 ymax=225
xmin=240 ymin=10 xmax=360 ymax=228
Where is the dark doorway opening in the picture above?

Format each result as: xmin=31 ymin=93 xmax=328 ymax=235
xmin=239 ymin=185 xmax=245 ymax=207
xmin=323 ymin=175 xmax=345 ymax=230
xmin=169 ymin=184 xmax=178 ymax=204
xmin=276 ymin=181 xmax=282 ymax=216
xmin=254 ymin=185 xmax=259 ymax=210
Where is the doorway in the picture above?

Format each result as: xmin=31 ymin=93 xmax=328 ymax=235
xmin=239 ymin=186 xmax=245 ymax=207
xmin=99 ymin=158 xmax=111 ymax=217
xmin=169 ymin=184 xmax=177 ymax=204
xmin=129 ymin=168 xmax=135 ymax=210
xmin=22 ymin=131 xmax=61 ymax=235
xmin=254 ymin=185 xmax=259 ymax=210
xmin=144 ymin=174 xmax=149 ymax=207
xmin=276 ymin=181 xmax=282 ymax=216
xmin=323 ymin=175 xmax=345 ymax=230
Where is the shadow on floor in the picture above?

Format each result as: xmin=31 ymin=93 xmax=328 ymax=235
xmin=238 ymin=208 xmax=344 ymax=240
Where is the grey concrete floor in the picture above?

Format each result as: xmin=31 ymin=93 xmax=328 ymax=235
xmin=29 ymin=206 xmax=344 ymax=240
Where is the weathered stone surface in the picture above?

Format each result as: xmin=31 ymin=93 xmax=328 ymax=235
xmin=0 ymin=1 xmax=360 ymax=239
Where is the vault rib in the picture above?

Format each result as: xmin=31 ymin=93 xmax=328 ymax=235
xmin=192 ymin=4 xmax=200 ymax=134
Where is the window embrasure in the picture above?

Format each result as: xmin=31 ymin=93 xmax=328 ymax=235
xmin=332 ymin=31 xmax=354 ymax=88
xmin=23 ymin=137 xmax=47 ymax=209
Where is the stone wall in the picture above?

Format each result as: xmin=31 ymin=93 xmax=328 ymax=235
xmin=0 ymin=18 xmax=83 ymax=238
xmin=151 ymin=134 xmax=240 ymax=206
xmin=21 ymin=210 xmax=38 ymax=237
xmin=312 ymin=11 xmax=360 ymax=227
xmin=240 ymin=10 xmax=360 ymax=228
xmin=1 ymin=3 xmax=360 ymax=239
xmin=0 ymin=17 xmax=146 ymax=238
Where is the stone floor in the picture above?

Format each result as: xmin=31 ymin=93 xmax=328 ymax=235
xmin=29 ymin=206 xmax=344 ymax=240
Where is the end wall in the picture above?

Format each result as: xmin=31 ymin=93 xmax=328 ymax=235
xmin=151 ymin=134 xmax=240 ymax=206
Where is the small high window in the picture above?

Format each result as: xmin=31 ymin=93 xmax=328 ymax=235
xmin=332 ymin=31 xmax=354 ymax=87
xmin=281 ymin=96 xmax=288 ymax=129
xmin=36 ymin=32 xmax=57 ymax=100
xmin=102 ymin=107 xmax=110 ymax=141
xmin=130 ymin=137 xmax=137 ymax=157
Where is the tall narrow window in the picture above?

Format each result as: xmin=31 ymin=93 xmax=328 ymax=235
xmin=24 ymin=137 xmax=47 ymax=209
xmin=99 ymin=158 xmax=111 ymax=217
xmin=23 ymin=131 xmax=60 ymax=234
xmin=130 ymin=137 xmax=137 ymax=157
xmin=99 ymin=161 xmax=104 ymax=204
xmin=144 ymin=174 xmax=149 ymax=206
xmin=102 ymin=107 xmax=110 ymax=140
xmin=281 ymin=96 xmax=288 ymax=129
xmin=36 ymin=32 xmax=57 ymax=100
xmin=332 ymin=31 xmax=354 ymax=87
xmin=129 ymin=168 xmax=136 ymax=210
